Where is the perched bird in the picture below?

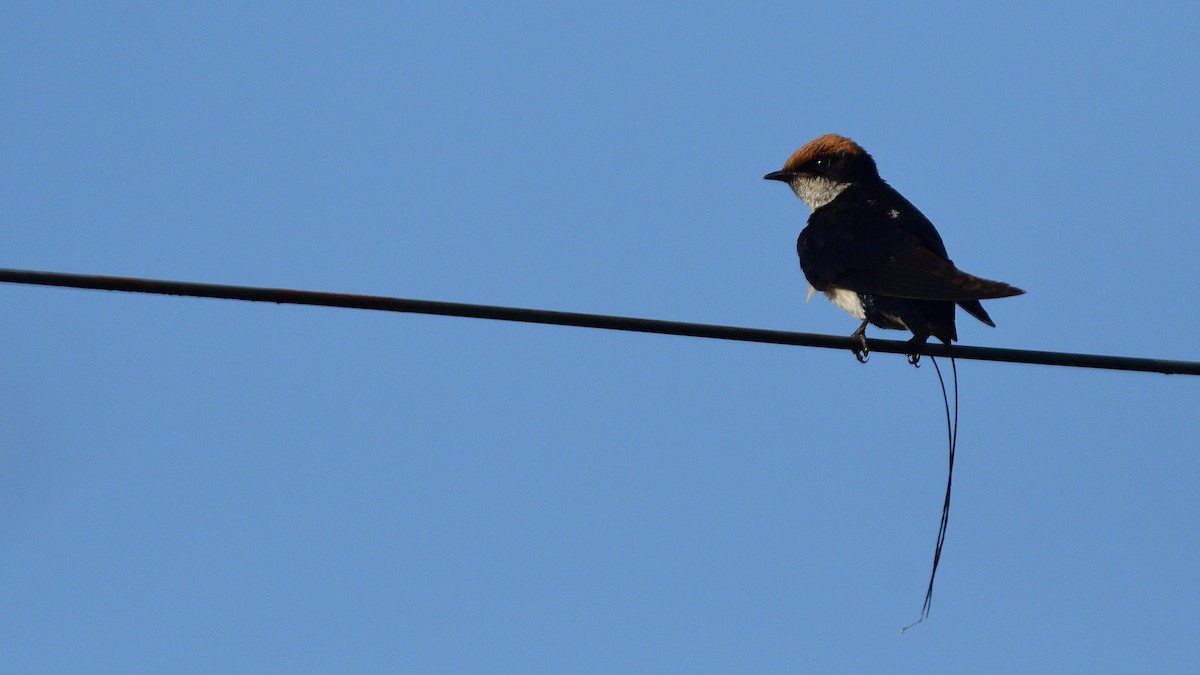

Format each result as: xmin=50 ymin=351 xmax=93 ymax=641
xmin=764 ymin=134 xmax=1023 ymax=360
xmin=765 ymin=135 xmax=1027 ymax=628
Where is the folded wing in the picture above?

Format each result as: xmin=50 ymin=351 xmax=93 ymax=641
xmin=833 ymin=246 xmax=1025 ymax=302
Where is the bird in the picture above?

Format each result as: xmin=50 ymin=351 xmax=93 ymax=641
xmin=763 ymin=133 xmax=1024 ymax=361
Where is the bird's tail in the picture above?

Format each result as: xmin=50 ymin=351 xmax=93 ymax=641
xmin=957 ymin=299 xmax=995 ymax=327
xmin=901 ymin=355 xmax=958 ymax=633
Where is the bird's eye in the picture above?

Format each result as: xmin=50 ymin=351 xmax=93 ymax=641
xmin=814 ymin=158 xmax=828 ymax=169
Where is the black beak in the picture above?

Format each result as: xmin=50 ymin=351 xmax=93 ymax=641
xmin=763 ymin=170 xmax=793 ymax=182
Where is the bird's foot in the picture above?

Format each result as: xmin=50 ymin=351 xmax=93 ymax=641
xmin=850 ymin=321 xmax=870 ymax=364
xmin=905 ymin=335 xmax=928 ymax=367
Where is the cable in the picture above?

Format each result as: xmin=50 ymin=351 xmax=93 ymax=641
xmin=1 ymin=267 xmax=1197 ymax=376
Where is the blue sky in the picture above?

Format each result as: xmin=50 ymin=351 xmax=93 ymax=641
xmin=2 ymin=2 xmax=1197 ymax=672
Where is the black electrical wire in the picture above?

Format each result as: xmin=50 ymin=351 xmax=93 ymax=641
xmin=1 ymin=268 xmax=1197 ymax=376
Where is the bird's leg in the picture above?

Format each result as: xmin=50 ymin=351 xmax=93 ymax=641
xmin=850 ymin=320 xmax=870 ymax=363
xmin=905 ymin=335 xmax=929 ymax=367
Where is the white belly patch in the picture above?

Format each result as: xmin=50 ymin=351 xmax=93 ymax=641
xmin=823 ymin=286 xmax=866 ymax=320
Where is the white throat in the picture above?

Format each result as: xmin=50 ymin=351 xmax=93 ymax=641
xmin=790 ymin=175 xmax=851 ymax=211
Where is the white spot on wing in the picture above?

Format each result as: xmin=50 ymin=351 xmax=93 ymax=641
xmin=888 ymin=208 xmax=900 ymax=219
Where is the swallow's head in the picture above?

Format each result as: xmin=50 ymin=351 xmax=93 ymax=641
xmin=763 ymin=134 xmax=880 ymax=211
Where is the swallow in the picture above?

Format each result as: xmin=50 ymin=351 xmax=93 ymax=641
xmin=764 ymin=134 xmax=1024 ymax=361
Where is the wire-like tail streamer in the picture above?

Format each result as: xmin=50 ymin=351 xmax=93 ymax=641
xmin=901 ymin=356 xmax=958 ymax=633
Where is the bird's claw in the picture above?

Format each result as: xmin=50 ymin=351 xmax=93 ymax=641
xmin=851 ymin=325 xmax=870 ymax=364
xmin=905 ymin=336 xmax=928 ymax=367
